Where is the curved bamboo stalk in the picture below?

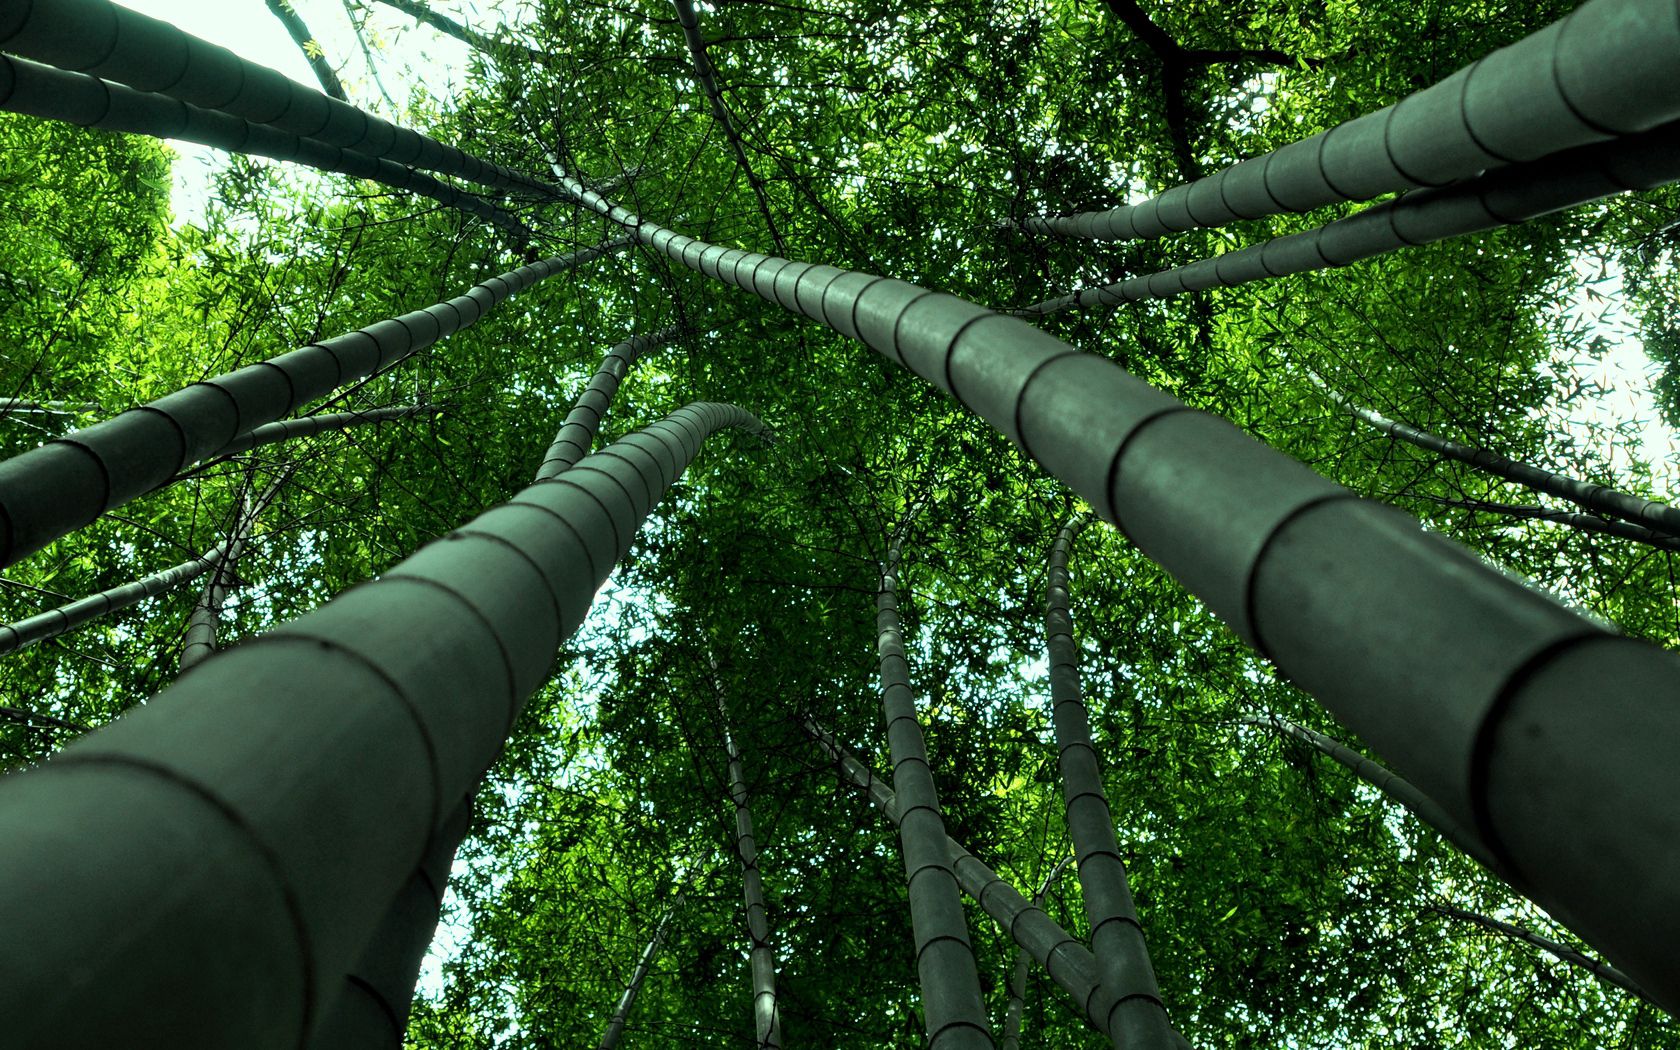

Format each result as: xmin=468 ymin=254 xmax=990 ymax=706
xmin=1239 ymin=712 xmax=1498 ymax=873
xmin=0 ymin=55 xmax=532 ymax=238
xmin=536 ymin=328 xmax=682 ymax=479
xmin=0 ymin=401 xmax=768 ymax=1047
xmin=1015 ymin=116 xmax=1680 ymax=314
xmin=804 ymin=717 xmax=1118 ymax=1041
xmin=1001 ymin=855 xmax=1072 ymax=1050
xmin=548 ymin=174 xmax=1680 ymax=1012
xmin=0 ymin=239 xmax=626 ymax=569
xmin=1429 ymin=901 xmax=1651 ymax=1003
xmin=876 ymin=537 xmax=994 ymax=1049
xmin=716 ymin=689 xmax=784 ymax=1048
xmin=0 ymin=0 xmax=553 ymax=195
xmin=1007 ymin=0 xmax=1680 ymax=240
xmin=1324 ymin=391 xmax=1680 ymax=540
xmin=1045 ymin=515 xmax=1177 ymax=1048
xmin=215 ymin=405 xmax=443 ymax=460
xmin=600 ymin=889 xmax=686 ymax=1050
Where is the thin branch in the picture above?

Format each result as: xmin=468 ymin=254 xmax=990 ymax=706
xmin=265 ymin=0 xmax=350 ymax=101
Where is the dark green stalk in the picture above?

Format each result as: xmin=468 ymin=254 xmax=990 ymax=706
xmin=549 ymin=173 xmax=1680 ymax=1013
xmin=875 ymin=537 xmax=994 ymax=1049
xmin=213 ymin=405 xmax=444 ymax=460
xmin=716 ymin=691 xmax=784 ymax=1048
xmin=0 ymin=55 xmax=532 ymax=237
xmin=1010 ymin=0 xmax=1680 ymax=239
xmin=1429 ymin=901 xmax=1652 ymax=1003
xmin=263 ymin=0 xmax=348 ymax=101
xmin=1016 ymin=117 xmax=1680 ymax=314
xmin=1045 ymin=514 xmax=1177 ymax=1048
xmin=0 ymin=240 xmax=626 ymax=569
xmin=0 ymin=0 xmax=553 ymax=194
xmin=1001 ymin=855 xmax=1071 ymax=1050
xmin=179 ymin=471 xmax=291 ymax=672
xmin=599 ymin=890 xmax=686 ymax=1050
xmin=536 ymin=328 xmax=681 ymax=480
xmin=0 ymin=401 xmax=768 ymax=1047
xmin=1425 ymin=496 xmax=1680 ymax=553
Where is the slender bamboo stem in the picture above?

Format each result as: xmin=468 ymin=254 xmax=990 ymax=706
xmin=180 ymin=470 xmax=292 ymax=671
xmin=1001 ymin=855 xmax=1072 ymax=1050
xmin=1421 ymin=496 xmax=1680 ymax=553
xmin=215 ymin=405 xmax=442 ymax=460
xmin=536 ymin=328 xmax=681 ymax=480
xmin=715 ymin=688 xmax=784 ymax=1048
xmin=1045 ymin=514 xmax=1177 ymax=1048
xmin=600 ymin=890 xmax=685 ymax=1050
xmin=1429 ymin=902 xmax=1651 ymax=1002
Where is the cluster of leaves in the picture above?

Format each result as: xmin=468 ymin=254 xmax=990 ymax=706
xmin=2 ymin=0 xmax=1678 ymax=1046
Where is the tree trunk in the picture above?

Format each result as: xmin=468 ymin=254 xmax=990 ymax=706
xmin=0 ymin=0 xmax=557 ymax=195
xmin=536 ymin=328 xmax=682 ymax=479
xmin=0 ymin=401 xmax=768 ymax=1048
xmin=0 ymin=240 xmax=626 ymax=569
xmin=1009 ymin=0 xmax=1680 ymax=239
xmin=1044 ymin=514 xmax=1177 ymax=1049
xmin=874 ymin=535 xmax=994 ymax=1049
xmin=549 ymin=172 xmax=1680 ymax=1013
xmin=0 ymin=55 xmax=533 ymax=237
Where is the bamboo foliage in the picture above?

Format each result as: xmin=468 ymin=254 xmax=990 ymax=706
xmin=0 ymin=240 xmax=626 ymax=569
xmin=1044 ymin=514 xmax=1177 ymax=1049
xmin=549 ymin=172 xmax=1680 ymax=1013
xmin=0 ymin=401 xmax=767 ymax=1047
xmin=1010 ymin=0 xmax=1680 ymax=240
xmin=0 ymin=0 xmax=553 ymax=195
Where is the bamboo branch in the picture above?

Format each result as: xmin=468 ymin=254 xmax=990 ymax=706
xmin=600 ymin=889 xmax=685 ymax=1050
xmin=264 ymin=0 xmax=349 ymax=101
xmin=1001 ymin=855 xmax=1072 ymax=1050
xmin=179 ymin=470 xmax=292 ymax=672
xmin=1418 ymin=495 xmax=1680 ymax=553
xmin=1430 ymin=902 xmax=1651 ymax=1002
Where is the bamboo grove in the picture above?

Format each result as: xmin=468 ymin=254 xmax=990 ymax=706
xmin=0 ymin=0 xmax=1679 ymax=1046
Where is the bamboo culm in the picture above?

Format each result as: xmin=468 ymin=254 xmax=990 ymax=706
xmin=599 ymin=890 xmax=685 ymax=1050
xmin=536 ymin=328 xmax=682 ymax=479
xmin=1045 ymin=514 xmax=1176 ymax=1048
xmin=1429 ymin=901 xmax=1651 ymax=1003
xmin=0 ymin=0 xmax=554 ymax=195
xmin=1008 ymin=0 xmax=1680 ymax=240
xmin=1016 ymin=116 xmax=1680 ymax=315
xmin=178 ymin=471 xmax=291 ymax=672
xmin=0 ymin=55 xmax=533 ymax=238
xmin=0 ymin=239 xmax=627 ymax=569
xmin=875 ymin=538 xmax=994 ymax=1049
xmin=214 ymin=405 xmax=444 ymax=460
xmin=805 ymin=717 xmax=1124 ymax=1042
xmin=1330 ymin=392 xmax=1680 ymax=539
xmin=1001 ymin=855 xmax=1072 ymax=1050
xmin=549 ymin=173 xmax=1680 ymax=1011
xmin=0 ymin=401 xmax=768 ymax=1048
xmin=717 ymin=694 xmax=785 ymax=1048
xmin=1429 ymin=497 xmax=1680 ymax=553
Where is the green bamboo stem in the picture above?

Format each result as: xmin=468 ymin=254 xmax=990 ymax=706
xmin=1009 ymin=0 xmax=1680 ymax=240
xmin=0 ymin=0 xmax=553 ymax=195
xmin=804 ymin=717 xmax=1121 ymax=1041
xmin=215 ymin=406 xmax=443 ymax=460
xmin=1016 ymin=116 xmax=1680 ymax=314
xmin=263 ymin=0 xmax=348 ymax=101
xmin=0 ymin=399 xmax=100 ymax=416
xmin=536 ymin=328 xmax=682 ymax=480
xmin=1426 ymin=496 xmax=1680 ymax=553
xmin=1045 ymin=514 xmax=1177 ymax=1048
xmin=876 ymin=537 xmax=995 ymax=1049
xmin=1001 ymin=855 xmax=1072 ymax=1050
xmin=0 ymin=240 xmax=626 ymax=569
xmin=0 ymin=54 xmax=532 ymax=237
xmin=1429 ymin=901 xmax=1652 ymax=1003
xmin=549 ymin=173 xmax=1680 ymax=1012
xmin=0 ymin=401 xmax=768 ymax=1048
xmin=716 ymin=692 xmax=785 ymax=1048
xmin=599 ymin=890 xmax=686 ymax=1050
xmin=178 ymin=471 xmax=291 ymax=672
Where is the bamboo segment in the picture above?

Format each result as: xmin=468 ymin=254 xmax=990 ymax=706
xmin=717 ymin=696 xmax=785 ymax=1048
xmin=1018 ymin=116 xmax=1680 ymax=313
xmin=179 ymin=470 xmax=290 ymax=671
xmin=214 ymin=405 xmax=444 ymax=459
xmin=1043 ymin=516 xmax=1177 ymax=1049
xmin=875 ymin=539 xmax=995 ymax=1049
xmin=0 ymin=55 xmax=533 ymax=236
xmin=536 ymin=328 xmax=682 ymax=480
xmin=0 ymin=401 xmax=767 ymax=1048
xmin=550 ymin=175 xmax=1680 ymax=1013
xmin=0 ymin=240 xmax=627 ymax=569
xmin=1010 ymin=0 xmax=1680 ymax=240
xmin=600 ymin=891 xmax=685 ymax=1050
xmin=1001 ymin=856 xmax=1071 ymax=1050
xmin=0 ymin=0 xmax=553 ymax=194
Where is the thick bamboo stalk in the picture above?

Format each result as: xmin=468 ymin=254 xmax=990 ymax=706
xmin=1008 ymin=0 xmax=1680 ymax=240
xmin=0 ymin=240 xmax=626 ymax=569
xmin=0 ymin=401 xmax=768 ymax=1048
xmin=0 ymin=0 xmax=553 ymax=195
xmin=1016 ymin=116 xmax=1680 ymax=314
xmin=600 ymin=890 xmax=685 ymax=1050
xmin=717 ymin=694 xmax=785 ymax=1048
xmin=1328 ymin=392 xmax=1680 ymax=539
xmin=1044 ymin=515 xmax=1176 ymax=1049
xmin=550 ymin=175 xmax=1680 ymax=1012
xmin=1429 ymin=901 xmax=1651 ymax=1002
xmin=536 ymin=328 xmax=681 ymax=479
xmin=0 ymin=54 xmax=532 ymax=237
xmin=1001 ymin=855 xmax=1071 ymax=1050
xmin=876 ymin=538 xmax=995 ymax=1049
xmin=214 ymin=405 xmax=443 ymax=460
xmin=804 ymin=717 xmax=1118 ymax=1040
